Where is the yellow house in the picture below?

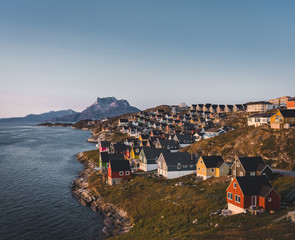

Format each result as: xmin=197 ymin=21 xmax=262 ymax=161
xmin=138 ymin=134 xmax=149 ymax=142
xmin=196 ymin=156 xmax=229 ymax=180
xmin=270 ymin=109 xmax=295 ymax=129
xmin=130 ymin=147 xmax=143 ymax=160
xmin=130 ymin=147 xmax=145 ymax=171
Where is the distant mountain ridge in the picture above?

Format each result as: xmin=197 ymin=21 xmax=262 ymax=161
xmin=51 ymin=97 xmax=140 ymax=122
xmin=0 ymin=97 xmax=140 ymax=123
xmin=0 ymin=109 xmax=78 ymax=123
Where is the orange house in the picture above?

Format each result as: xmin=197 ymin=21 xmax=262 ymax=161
xmin=227 ymin=176 xmax=280 ymax=214
xmin=287 ymin=98 xmax=295 ymax=109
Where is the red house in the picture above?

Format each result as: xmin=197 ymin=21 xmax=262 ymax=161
xmin=108 ymin=160 xmax=131 ymax=185
xmin=98 ymin=141 xmax=111 ymax=152
xmin=226 ymin=176 xmax=280 ymax=214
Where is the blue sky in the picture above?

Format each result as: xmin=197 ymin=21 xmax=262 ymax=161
xmin=1 ymin=0 xmax=295 ymax=117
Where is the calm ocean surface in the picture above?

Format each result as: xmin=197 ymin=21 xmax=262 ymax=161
xmin=0 ymin=123 xmax=103 ymax=240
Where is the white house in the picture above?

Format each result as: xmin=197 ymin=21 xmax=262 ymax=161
xmin=246 ymin=101 xmax=274 ymax=112
xmin=157 ymin=152 xmax=197 ymax=179
xmin=247 ymin=113 xmax=274 ymax=127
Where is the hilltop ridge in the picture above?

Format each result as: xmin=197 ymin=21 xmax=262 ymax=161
xmin=184 ymin=125 xmax=295 ymax=170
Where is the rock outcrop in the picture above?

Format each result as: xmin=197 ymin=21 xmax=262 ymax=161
xmin=72 ymin=152 xmax=133 ymax=238
xmin=52 ymin=97 xmax=140 ymax=122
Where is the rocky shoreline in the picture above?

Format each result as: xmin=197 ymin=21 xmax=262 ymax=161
xmin=72 ymin=152 xmax=133 ymax=239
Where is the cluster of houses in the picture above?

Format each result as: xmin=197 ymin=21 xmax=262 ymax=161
xmin=247 ymin=96 xmax=295 ymax=112
xmin=114 ymin=104 xmax=237 ymax=144
xmin=99 ymin=137 xmax=281 ymax=215
xmin=94 ymin=98 xmax=295 ymax=216
xmin=247 ymin=108 xmax=295 ymax=130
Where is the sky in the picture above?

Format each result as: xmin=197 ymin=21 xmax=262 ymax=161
xmin=1 ymin=0 xmax=295 ymax=118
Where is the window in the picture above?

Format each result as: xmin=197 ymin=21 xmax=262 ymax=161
xmin=227 ymin=192 xmax=233 ymax=200
xmin=202 ymin=168 xmax=204 ymax=172
xmin=220 ymin=168 xmax=223 ymax=172
xmin=126 ymin=171 xmax=130 ymax=176
xmin=237 ymin=162 xmax=240 ymax=167
xmin=268 ymin=198 xmax=272 ymax=202
xmin=201 ymin=160 xmax=203 ymax=164
xmin=190 ymin=165 xmax=193 ymax=168
xmin=177 ymin=163 xmax=181 ymax=169
xmin=233 ymin=170 xmax=236 ymax=175
xmin=183 ymin=165 xmax=187 ymax=168
xmin=275 ymin=115 xmax=283 ymax=123
xmin=233 ymin=182 xmax=237 ymax=189
xmin=235 ymin=195 xmax=241 ymax=203
xmin=119 ymin=171 xmax=124 ymax=176
xmin=239 ymin=172 xmax=243 ymax=176
xmin=250 ymin=172 xmax=255 ymax=176
xmin=211 ymin=168 xmax=215 ymax=172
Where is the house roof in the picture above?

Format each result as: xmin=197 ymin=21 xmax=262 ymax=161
xmin=238 ymin=156 xmax=266 ymax=172
xmin=246 ymin=101 xmax=272 ymax=105
xmin=174 ymin=134 xmax=194 ymax=143
xmin=234 ymin=104 xmax=244 ymax=108
xmin=248 ymin=113 xmax=274 ymax=118
xmin=140 ymin=134 xmax=150 ymax=139
xmin=113 ymin=143 xmax=128 ymax=152
xmin=200 ymin=156 xmax=224 ymax=168
xmin=108 ymin=153 xmax=125 ymax=161
xmin=100 ymin=152 xmax=109 ymax=163
xmin=140 ymin=141 xmax=149 ymax=147
xmin=109 ymin=160 xmax=131 ymax=172
xmin=279 ymin=109 xmax=295 ymax=118
xmin=141 ymin=148 xmax=167 ymax=160
xmin=100 ymin=141 xmax=111 ymax=148
xmin=161 ymin=152 xmax=197 ymax=166
xmin=100 ymin=152 xmax=124 ymax=163
xmin=157 ymin=139 xmax=179 ymax=149
xmin=151 ymin=130 xmax=163 ymax=135
xmin=235 ymin=175 xmax=272 ymax=196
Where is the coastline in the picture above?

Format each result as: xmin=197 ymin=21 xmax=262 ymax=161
xmin=72 ymin=152 xmax=133 ymax=239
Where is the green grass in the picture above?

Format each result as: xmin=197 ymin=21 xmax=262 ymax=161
xmin=86 ymin=170 xmax=295 ymax=240
xmin=185 ymin=126 xmax=295 ymax=170
xmin=83 ymin=149 xmax=100 ymax=165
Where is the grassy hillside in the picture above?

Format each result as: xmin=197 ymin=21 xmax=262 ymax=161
xmin=87 ymin=172 xmax=295 ymax=240
xmin=184 ymin=125 xmax=295 ymax=171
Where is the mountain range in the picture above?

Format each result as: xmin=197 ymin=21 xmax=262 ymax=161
xmin=50 ymin=97 xmax=140 ymax=122
xmin=0 ymin=109 xmax=78 ymax=123
xmin=0 ymin=97 xmax=140 ymax=123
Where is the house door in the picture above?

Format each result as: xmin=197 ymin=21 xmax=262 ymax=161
xmin=251 ymin=196 xmax=257 ymax=206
